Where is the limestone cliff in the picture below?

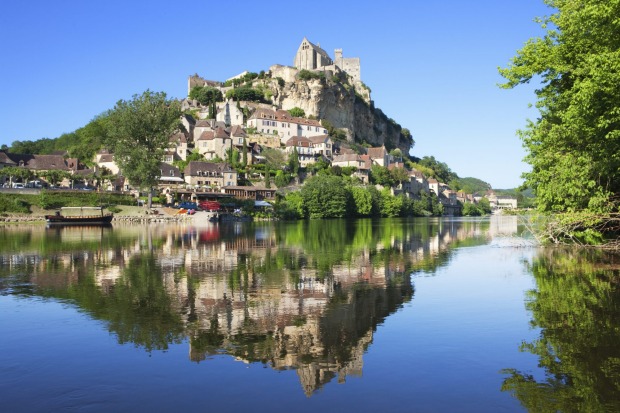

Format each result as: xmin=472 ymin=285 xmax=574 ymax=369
xmin=262 ymin=65 xmax=413 ymax=153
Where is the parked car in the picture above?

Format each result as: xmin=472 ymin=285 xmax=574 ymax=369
xmin=177 ymin=201 xmax=198 ymax=210
xmin=12 ymin=183 xmax=24 ymax=189
xmin=199 ymin=201 xmax=221 ymax=211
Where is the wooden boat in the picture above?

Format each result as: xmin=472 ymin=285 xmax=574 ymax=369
xmin=45 ymin=207 xmax=114 ymax=225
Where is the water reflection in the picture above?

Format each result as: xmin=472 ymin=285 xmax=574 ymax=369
xmin=502 ymin=248 xmax=620 ymax=412
xmin=1 ymin=217 xmax=504 ymax=395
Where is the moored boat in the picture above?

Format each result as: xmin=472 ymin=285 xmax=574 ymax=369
xmin=45 ymin=207 xmax=113 ymax=225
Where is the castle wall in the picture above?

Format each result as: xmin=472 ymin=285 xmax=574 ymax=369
xmin=341 ymin=57 xmax=360 ymax=81
xmin=269 ymin=65 xmax=298 ymax=83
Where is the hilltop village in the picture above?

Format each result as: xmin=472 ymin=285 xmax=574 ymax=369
xmin=0 ymin=38 xmax=517 ymax=215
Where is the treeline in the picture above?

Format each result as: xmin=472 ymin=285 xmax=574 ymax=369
xmin=275 ymin=175 xmax=442 ymax=219
xmin=5 ymin=113 xmax=110 ymax=167
xmin=0 ymin=191 xmax=135 ymax=214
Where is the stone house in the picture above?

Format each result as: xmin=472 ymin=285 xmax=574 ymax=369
xmin=216 ymin=99 xmax=244 ymax=126
xmin=307 ymin=135 xmax=333 ymax=159
xmin=196 ymin=127 xmax=231 ymax=161
xmin=167 ymin=131 xmax=189 ymax=162
xmin=157 ymin=162 xmax=184 ymax=192
xmin=184 ymin=161 xmax=237 ymax=190
xmin=180 ymin=114 xmax=195 ymax=142
xmin=94 ymin=150 xmax=120 ymax=175
xmin=246 ymin=108 xmax=328 ymax=143
xmin=285 ymin=136 xmax=315 ymax=167
xmin=427 ymin=178 xmax=439 ymax=195
xmin=366 ymin=146 xmax=391 ymax=167
xmin=332 ymin=153 xmax=370 ymax=183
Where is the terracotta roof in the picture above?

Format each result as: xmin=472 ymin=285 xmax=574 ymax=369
xmin=198 ymin=131 xmax=215 ymax=141
xmin=250 ymin=108 xmax=323 ymax=127
xmin=7 ymin=154 xmax=72 ymax=171
xmin=230 ymin=125 xmax=246 ymax=137
xmin=214 ymin=127 xmax=230 ymax=139
xmin=333 ymin=154 xmax=361 ymax=163
xmin=195 ymin=120 xmax=213 ymax=128
xmin=285 ymin=136 xmax=313 ymax=147
xmin=169 ymin=131 xmax=187 ymax=143
xmin=98 ymin=154 xmax=114 ymax=163
xmin=367 ymin=146 xmax=387 ymax=159
xmin=307 ymin=135 xmax=330 ymax=144
xmin=0 ymin=151 xmax=16 ymax=165
xmin=160 ymin=162 xmax=180 ymax=177
xmin=184 ymin=161 xmax=234 ymax=176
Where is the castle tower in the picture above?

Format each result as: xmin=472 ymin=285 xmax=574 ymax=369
xmin=294 ymin=37 xmax=333 ymax=70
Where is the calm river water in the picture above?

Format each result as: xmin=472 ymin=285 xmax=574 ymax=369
xmin=1 ymin=216 xmax=618 ymax=412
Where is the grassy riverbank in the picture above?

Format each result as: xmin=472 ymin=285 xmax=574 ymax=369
xmin=0 ymin=191 xmax=194 ymax=224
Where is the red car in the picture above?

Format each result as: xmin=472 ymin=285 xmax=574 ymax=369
xmin=199 ymin=201 xmax=221 ymax=211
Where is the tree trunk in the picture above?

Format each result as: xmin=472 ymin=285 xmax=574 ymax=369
xmin=148 ymin=189 xmax=153 ymax=209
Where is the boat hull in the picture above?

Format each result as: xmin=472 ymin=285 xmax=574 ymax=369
xmin=45 ymin=214 xmax=114 ymax=225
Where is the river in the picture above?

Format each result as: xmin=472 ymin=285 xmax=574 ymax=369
xmin=0 ymin=216 xmax=618 ymax=412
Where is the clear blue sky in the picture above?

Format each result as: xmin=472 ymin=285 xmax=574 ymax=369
xmin=0 ymin=0 xmax=551 ymax=189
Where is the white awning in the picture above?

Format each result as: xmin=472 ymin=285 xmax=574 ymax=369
xmin=158 ymin=177 xmax=184 ymax=182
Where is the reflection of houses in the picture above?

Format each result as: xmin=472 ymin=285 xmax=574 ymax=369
xmin=8 ymin=217 xmax=505 ymax=398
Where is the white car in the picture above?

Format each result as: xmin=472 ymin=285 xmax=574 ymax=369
xmin=12 ymin=183 xmax=24 ymax=189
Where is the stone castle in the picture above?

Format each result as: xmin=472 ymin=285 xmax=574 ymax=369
xmin=293 ymin=37 xmax=361 ymax=81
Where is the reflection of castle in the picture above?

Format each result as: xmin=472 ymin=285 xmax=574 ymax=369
xmin=1 ymin=218 xmax=504 ymax=396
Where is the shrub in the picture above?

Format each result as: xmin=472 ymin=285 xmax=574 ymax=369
xmin=297 ymin=70 xmax=325 ymax=81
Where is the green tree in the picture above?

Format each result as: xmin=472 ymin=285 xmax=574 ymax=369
xmin=261 ymin=148 xmax=287 ymax=170
xmin=288 ymin=107 xmax=305 ymax=118
xmin=105 ymin=90 xmax=182 ymax=208
xmin=477 ymin=197 xmax=492 ymax=214
xmin=380 ymin=189 xmax=404 ymax=217
xmin=242 ymin=137 xmax=248 ymax=166
xmin=40 ymin=169 xmax=70 ymax=187
xmin=300 ymin=175 xmax=351 ymax=218
xmin=390 ymin=166 xmax=410 ymax=187
xmin=265 ymin=169 xmax=271 ymax=188
xmin=351 ymin=186 xmax=373 ymax=216
xmin=501 ymin=248 xmax=620 ymax=412
xmin=188 ymin=86 xmax=223 ymax=106
xmin=0 ymin=166 xmax=32 ymax=186
xmin=174 ymin=150 xmax=204 ymax=172
xmin=274 ymin=170 xmax=290 ymax=188
xmin=419 ymin=156 xmax=457 ymax=183
xmin=289 ymin=147 xmax=300 ymax=176
xmin=370 ymin=165 xmax=394 ymax=186
xmin=500 ymin=0 xmax=620 ymax=213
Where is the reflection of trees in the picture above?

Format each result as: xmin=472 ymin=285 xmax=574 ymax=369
xmin=502 ymin=248 xmax=620 ymax=412
xmin=0 ymin=217 xmax=504 ymax=395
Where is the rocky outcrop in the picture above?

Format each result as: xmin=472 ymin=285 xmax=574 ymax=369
xmin=267 ymin=65 xmax=413 ymax=153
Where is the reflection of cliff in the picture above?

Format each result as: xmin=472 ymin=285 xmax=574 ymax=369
xmin=0 ymin=218 xmax=503 ymax=395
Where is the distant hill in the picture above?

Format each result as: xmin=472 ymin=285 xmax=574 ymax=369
xmin=452 ymin=177 xmax=491 ymax=194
